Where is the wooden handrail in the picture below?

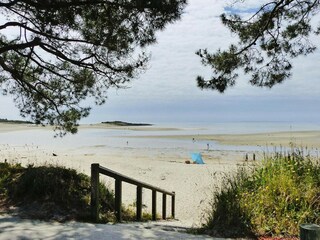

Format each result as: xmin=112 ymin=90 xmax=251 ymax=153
xmin=91 ymin=163 xmax=175 ymax=222
xmin=97 ymin=165 xmax=175 ymax=196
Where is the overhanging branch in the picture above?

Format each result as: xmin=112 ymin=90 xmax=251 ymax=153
xmin=0 ymin=37 xmax=41 ymax=54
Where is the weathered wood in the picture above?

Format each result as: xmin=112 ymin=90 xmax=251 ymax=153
xmin=300 ymin=224 xmax=320 ymax=240
xmin=90 ymin=163 xmax=100 ymax=222
xmin=97 ymin=165 xmax=174 ymax=196
xmin=115 ymin=179 xmax=122 ymax=222
xmin=90 ymin=164 xmax=175 ymax=223
xmin=136 ymin=186 xmax=142 ymax=221
xmin=162 ymin=193 xmax=167 ymax=220
xmin=152 ymin=190 xmax=157 ymax=221
xmin=171 ymin=192 xmax=175 ymax=219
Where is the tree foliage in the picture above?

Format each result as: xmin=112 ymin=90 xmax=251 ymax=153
xmin=197 ymin=0 xmax=320 ymax=93
xmin=0 ymin=0 xmax=186 ymax=135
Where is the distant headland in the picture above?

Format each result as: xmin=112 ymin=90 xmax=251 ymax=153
xmin=101 ymin=121 xmax=152 ymax=126
xmin=0 ymin=118 xmax=34 ymax=124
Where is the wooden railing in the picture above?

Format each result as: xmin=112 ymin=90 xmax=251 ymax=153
xmin=90 ymin=163 xmax=175 ymax=222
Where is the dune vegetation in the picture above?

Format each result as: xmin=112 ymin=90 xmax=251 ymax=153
xmin=0 ymin=162 xmax=152 ymax=223
xmin=202 ymin=150 xmax=320 ymax=238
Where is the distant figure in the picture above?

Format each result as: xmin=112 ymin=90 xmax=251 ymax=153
xmin=126 ymin=141 xmax=128 ymax=146
xmin=207 ymin=143 xmax=209 ymax=151
xmin=192 ymin=138 xmax=195 ymax=143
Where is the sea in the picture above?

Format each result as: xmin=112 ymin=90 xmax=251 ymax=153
xmin=0 ymin=121 xmax=320 ymax=154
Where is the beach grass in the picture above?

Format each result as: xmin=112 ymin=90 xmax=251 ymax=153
xmin=202 ymin=149 xmax=320 ymax=238
xmin=0 ymin=162 xmax=152 ymax=223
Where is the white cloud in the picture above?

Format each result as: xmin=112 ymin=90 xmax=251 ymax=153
xmin=0 ymin=96 xmax=21 ymax=120
xmin=224 ymin=0 xmax=271 ymax=11
xmin=94 ymin=0 xmax=320 ymax=123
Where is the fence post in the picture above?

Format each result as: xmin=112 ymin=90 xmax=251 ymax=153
xmin=91 ymin=164 xmax=175 ymax=223
xmin=152 ymin=190 xmax=157 ymax=221
xmin=300 ymin=224 xmax=320 ymax=240
xmin=162 ymin=193 xmax=167 ymax=219
xmin=115 ymin=179 xmax=122 ymax=222
xmin=91 ymin=163 xmax=100 ymax=223
xmin=136 ymin=186 xmax=142 ymax=221
xmin=171 ymin=192 xmax=175 ymax=219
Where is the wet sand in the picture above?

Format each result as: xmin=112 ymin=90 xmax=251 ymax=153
xmin=128 ymin=130 xmax=320 ymax=148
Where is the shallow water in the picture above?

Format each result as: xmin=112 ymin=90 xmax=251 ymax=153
xmin=1 ymin=121 xmax=319 ymax=154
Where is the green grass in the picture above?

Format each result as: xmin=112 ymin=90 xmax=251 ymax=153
xmin=0 ymin=162 xmax=147 ymax=223
xmin=202 ymin=151 xmax=320 ymax=238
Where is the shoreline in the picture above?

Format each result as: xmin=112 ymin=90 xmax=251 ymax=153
xmin=67 ymin=124 xmax=320 ymax=149
xmin=132 ymin=131 xmax=320 ymax=148
xmin=1 ymin=123 xmax=320 ymax=148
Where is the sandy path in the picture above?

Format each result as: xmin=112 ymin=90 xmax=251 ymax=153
xmin=0 ymin=214 xmax=217 ymax=240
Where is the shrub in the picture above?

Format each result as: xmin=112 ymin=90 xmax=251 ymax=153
xmin=0 ymin=163 xmax=115 ymax=222
xmin=0 ymin=162 xmax=153 ymax=223
xmin=0 ymin=162 xmax=24 ymax=197
xmin=203 ymin=151 xmax=320 ymax=238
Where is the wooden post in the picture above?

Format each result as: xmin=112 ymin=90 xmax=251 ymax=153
xmin=115 ymin=179 xmax=122 ymax=222
xmin=152 ymin=190 xmax=157 ymax=221
xmin=300 ymin=224 xmax=320 ymax=240
xmin=245 ymin=153 xmax=248 ymax=161
xmin=91 ymin=163 xmax=100 ymax=223
xmin=171 ymin=192 xmax=175 ymax=219
xmin=253 ymin=153 xmax=256 ymax=161
xmin=136 ymin=186 xmax=142 ymax=221
xmin=162 ymin=193 xmax=167 ymax=220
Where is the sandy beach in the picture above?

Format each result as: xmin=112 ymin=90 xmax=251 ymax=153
xmin=0 ymin=123 xmax=320 ymax=228
xmin=154 ymin=131 xmax=320 ymax=149
xmin=0 ymin=127 xmax=243 ymax=227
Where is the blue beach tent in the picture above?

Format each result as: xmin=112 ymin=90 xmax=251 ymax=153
xmin=191 ymin=153 xmax=205 ymax=164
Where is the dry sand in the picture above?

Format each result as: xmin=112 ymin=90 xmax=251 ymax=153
xmin=0 ymin=140 xmax=244 ymax=227
xmin=0 ymin=123 xmax=319 ymax=228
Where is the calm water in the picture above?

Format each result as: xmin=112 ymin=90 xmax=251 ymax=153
xmin=0 ymin=121 xmax=319 ymax=153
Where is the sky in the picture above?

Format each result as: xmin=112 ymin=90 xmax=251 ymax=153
xmin=1 ymin=0 xmax=320 ymax=124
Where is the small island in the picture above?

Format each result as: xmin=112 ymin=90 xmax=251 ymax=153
xmin=101 ymin=121 xmax=152 ymax=127
xmin=0 ymin=118 xmax=34 ymax=124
